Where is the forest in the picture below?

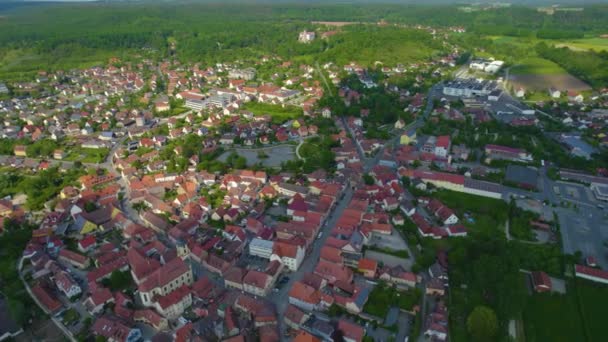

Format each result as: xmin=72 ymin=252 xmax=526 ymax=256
xmin=1 ymin=3 xmax=608 ymax=81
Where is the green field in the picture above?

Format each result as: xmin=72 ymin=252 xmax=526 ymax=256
xmin=242 ymin=102 xmax=302 ymax=124
xmin=511 ymin=57 xmax=566 ymax=75
xmin=65 ymin=147 xmax=110 ymax=164
xmin=523 ymin=283 xmax=585 ymax=342
xmin=576 ymin=279 xmax=608 ymax=341
xmin=555 ymin=38 xmax=608 ymax=52
xmin=522 ymin=279 xmax=608 ymax=342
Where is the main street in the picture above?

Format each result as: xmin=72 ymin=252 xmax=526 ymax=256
xmin=273 ymin=85 xmax=441 ymax=339
xmin=272 ymin=185 xmax=354 ymax=338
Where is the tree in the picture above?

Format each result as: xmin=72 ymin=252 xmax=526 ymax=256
xmin=107 ymin=270 xmax=132 ymax=291
xmin=467 ymin=306 xmax=498 ymax=342
xmin=363 ymin=174 xmax=375 ymax=185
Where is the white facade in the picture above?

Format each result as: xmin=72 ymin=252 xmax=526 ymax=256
xmin=271 ymin=246 xmax=305 ymax=271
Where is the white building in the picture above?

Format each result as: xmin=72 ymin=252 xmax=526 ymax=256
xmin=298 ymin=31 xmax=316 ymax=43
xmin=271 ymin=242 xmax=305 ymax=271
xmin=249 ymin=238 xmax=274 ymax=259
xmin=54 ymin=271 xmax=82 ymax=299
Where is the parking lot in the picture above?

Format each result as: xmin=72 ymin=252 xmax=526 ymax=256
xmin=558 ymin=206 xmax=608 ymax=269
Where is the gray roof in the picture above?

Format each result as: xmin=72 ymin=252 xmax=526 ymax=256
xmin=505 ymin=165 xmax=538 ymax=187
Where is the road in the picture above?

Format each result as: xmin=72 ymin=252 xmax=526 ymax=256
xmin=273 ymin=185 xmax=355 ymax=338
xmin=274 ymin=85 xmax=440 ymax=339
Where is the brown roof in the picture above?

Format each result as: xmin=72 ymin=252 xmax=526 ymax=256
xmin=288 ymin=281 xmax=320 ymax=305
xmin=32 ymin=284 xmax=62 ymax=312
xmin=139 ymin=257 xmax=190 ymax=292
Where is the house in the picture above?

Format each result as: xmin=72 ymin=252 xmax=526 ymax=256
xmin=337 ymin=319 xmax=365 ymax=342
xmin=298 ymin=31 xmax=316 ymax=43
xmin=84 ymin=287 xmax=115 ymax=315
xmin=58 ymin=249 xmax=90 ymax=269
xmin=549 ymin=88 xmax=561 ymax=99
xmin=575 ymin=264 xmax=608 ymax=285
xmin=31 ymin=284 xmax=62 ymax=314
xmin=284 ymin=304 xmax=309 ymax=330
xmin=91 ymin=315 xmax=142 ymax=342
xmin=395 ymin=118 xmax=406 ymax=130
xmin=530 ymin=271 xmax=552 ymax=293
xmin=134 ymin=309 xmax=169 ymax=331
xmin=242 ymin=270 xmax=273 ymax=297
xmin=400 ymin=128 xmax=417 ymax=145
xmin=13 ymin=145 xmax=26 ymax=157
xmin=155 ymin=285 xmax=192 ymax=319
xmin=78 ymin=235 xmax=96 ymax=253
xmin=224 ymin=267 xmax=247 ymax=290
xmin=294 ymin=331 xmax=321 ymax=342
xmin=249 ymin=238 xmax=274 ymax=259
xmin=321 ymin=107 xmax=332 ymax=118
xmin=314 ymin=260 xmax=353 ymax=285
xmin=434 ymin=135 xmax=450 ymax=158
xmin=378 ymin=266 xmax=417 ymax=288
xmin=53 ymin=149 xmax=66 ymax=160
xmin=138 ymin=257 xmax=193 ymax=313
xmin=270 ymin=241 xmax=305 ymax=271
xmin=289 ymin=281 xmax=322 ymax=311
xmin=54 ymin=271 xmax=82 ymax=299
xmin=568 ymin=91 xmax=584 ymax=103
xmin=357 ymin=258 xmax=377 ymax=278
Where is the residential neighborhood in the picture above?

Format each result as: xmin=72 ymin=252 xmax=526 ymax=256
xmin=1 ymin=3 xmax=608 ymax=342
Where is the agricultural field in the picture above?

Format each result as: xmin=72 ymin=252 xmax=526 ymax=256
xmin=509 ymin=57 xmax=591 ymax=92
xmin=575 ymin=279 xmax=608 ymax=342
xmin=522 ymin=282 xmax=585 ymax=342
xmin=554 ymin=37 xmax=608 ymax=52
xmin=242 ymin=102 xmax=302 ymax=124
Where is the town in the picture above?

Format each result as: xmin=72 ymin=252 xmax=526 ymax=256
xmin=1 ymin=2 xmax=608 ymax=342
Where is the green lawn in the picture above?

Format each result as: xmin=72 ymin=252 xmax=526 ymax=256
xmin=243 ymin=102 xmax=302 ymax=124
xmin=363 ymin=282 xmax=421 ymax=318
xmin=65 ymin=147 xmax=109 ymax=164
xmin=523 ymin=282 xmax=585 ymax=342
xmin=366 ymin=246 xmax=410 ymax=259
xmin=511 ymin=57 xmax=566 ymax=75
xmin=575 ymin=279 xmax=608 ymax=342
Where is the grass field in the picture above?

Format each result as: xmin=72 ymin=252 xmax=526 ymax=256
xmin=523 ymin=282 xmax=586 ymax=342
xmin=555 ymin=38 xmax=608 ymax=52
xmin=575 ymin=279 xmax=608 ymax=342
xmin=242 ymin=102 xmax=302 ymax=124
xmin=65 ymin=147 xmax=109 ymax=164
xmin=511 ymin=57 xmax=565 ymax=75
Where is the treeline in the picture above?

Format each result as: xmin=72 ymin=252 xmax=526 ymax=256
xmin=536 ymin=29 xmax=584 ymax=40
xmin=536 ymin=42 xmax=608 ymax=88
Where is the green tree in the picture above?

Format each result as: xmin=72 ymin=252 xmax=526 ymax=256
xmin=467 ymin=306 xmax=498 ymax=342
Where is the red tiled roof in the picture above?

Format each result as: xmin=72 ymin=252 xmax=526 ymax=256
xmin=139 ymin=257 xmax=190 ymax=292
xmin=358 ymin=258 xmax=378 ymax=272
xmin=575 ymin=264 xmax=608 ymax=281
xmin=293 ymin=331 xmax=321 ymax=342
xmin=157 ymin=285 xmax=191 ymax=309
xmin=32 ymin=284 xmax=62 ymax=312
xmin=59 ymin=249 xmax=89 ymax=265
xmin=289 ymin=281 xmax=320 ymax=305
xmin=337 ymin=319 xmax=365 ymax=342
